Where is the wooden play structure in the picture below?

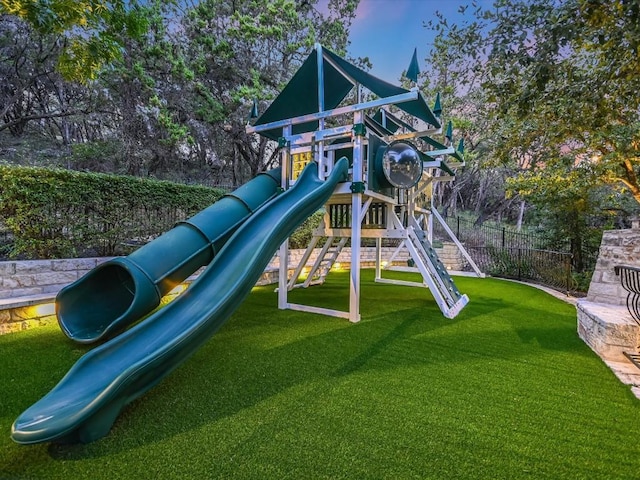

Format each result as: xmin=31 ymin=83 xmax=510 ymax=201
xmin=247 ymin=44 xmax=482 ymax=322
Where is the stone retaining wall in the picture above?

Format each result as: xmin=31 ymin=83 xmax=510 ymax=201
xmin=271 ymin=244 xmax=462 ymax=270
xmin=270 ymin=246 xmax=410 ymax=269
xmin=0 ymin=243 xmax=463 ymax=301
xmin=0 ymin=258 xmax=112 ymax=299
xmin=585 ymin=228 xmax=640 ymax=306
xmin=577 ymin=301 xmax=638 ymax=362
xmin=0 ymin=298 xmax=58 ymax=336
xmin=0 ymin=243 xmax=464 ymax=335
xmin=0 ymin=268 xmax=284 ymax=336
xmin=577 ymin=226 xmax=640 ymax=362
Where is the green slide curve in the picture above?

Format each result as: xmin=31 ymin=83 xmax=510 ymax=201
xmin=56 ymin=168 xmax=281 ymax=344
xmin=12 ymin=159 xmax=348 ymax=445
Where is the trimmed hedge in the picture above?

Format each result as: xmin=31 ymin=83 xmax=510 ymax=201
xmin=0 ymin=166 xmax=226 ymax=259
xmin=288 ymin=210 xmax=324 ymax=249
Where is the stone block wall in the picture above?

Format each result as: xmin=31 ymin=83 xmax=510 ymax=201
xmin=0 ymin=258 xmax=112 ymax=299
xmin=0 ymin=300 xmax=57 ymax=336
xmin=269 ymin=243 xmax=462 ymax=271
xmin=577 ymin=226 xmax=640 ymax=363
xmin=0 ymin=242 xmax=467 ymax=335
xmin=269 ymin=247 xmax=410 ymax=269
xmin=577 ymin=301 xmax=638 ymax=362
xmin=0 ymin=244 xmax=465 ymax=301
xmin=438 ymin=242 xmax=465 ymax=271
xmin=585 ymin=229 xmax=640 ymax=305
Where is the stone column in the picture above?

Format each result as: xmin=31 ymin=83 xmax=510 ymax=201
xmin=577 ymin=223 xmax=640 ymax=361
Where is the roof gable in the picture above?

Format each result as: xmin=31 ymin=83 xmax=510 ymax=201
xmin=253 ymin=45 xmax=440 ymax=140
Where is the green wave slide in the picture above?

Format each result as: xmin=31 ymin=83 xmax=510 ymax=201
xmin=56 ymin=168 xmax=281 ymax=344
xmin=12 ymin=158 xmax=348 ymax=445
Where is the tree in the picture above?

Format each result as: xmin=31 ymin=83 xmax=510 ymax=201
xmin=432 ymin=0 xmax=639 ymax=205
xmin=178 ymin=0 xmax=359 ymax=183
xmin=1 ymin=0 xmax=361 ymax=185
xmin=421 ymin=27 xmax=526 ymax=226
xmin=0 ymin=0 xmax=148 ymax=81
xmin=425 ymin=0 xmax=640 ymax=269
xmin=0 ymin=15 xmax=113 ymax=149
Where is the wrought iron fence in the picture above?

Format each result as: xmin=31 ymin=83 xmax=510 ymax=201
xmin=0 ymin=227 xmax=11 ymax=257
xmin=432 ymin=215 xmax=577 ymax=293
xmin=436 ymin=215 xmax=551 ymax=250
xmin=466 ymin=246 xmax=574 ymax=293
xmin=614 ymin=265 xmax=640 ymax=325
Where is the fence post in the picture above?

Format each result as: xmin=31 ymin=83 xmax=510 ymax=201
xmin=457 ymin=217 xmax=460 ymax=238
xmin=517 ymin=247 xmax=522 ymax=280
xmin=502 ymin=228 xmax=505 ymax=248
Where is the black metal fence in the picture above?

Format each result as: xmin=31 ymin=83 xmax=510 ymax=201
xmin=433 ymin=215 xmax=577 ymax=293
xmin=467 ymin=246 xmax=574 ymax=293
xmin=438 ymin=216 xmax=551 ymax=250
xmin=0 ymin=226 xmax=11 ymax=257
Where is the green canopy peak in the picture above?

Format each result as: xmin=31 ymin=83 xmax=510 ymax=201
xmin=252 ymin=44 xmax=440 ymax=140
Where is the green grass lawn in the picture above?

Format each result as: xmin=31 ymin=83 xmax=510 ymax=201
xmin=1 ymin=271 xmax=638 ymax=479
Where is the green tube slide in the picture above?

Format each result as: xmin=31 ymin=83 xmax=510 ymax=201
xmin=55 ymin=168 xmax=281 ymax=344
xmin=11 ymin=158 xmax=348 ymax=445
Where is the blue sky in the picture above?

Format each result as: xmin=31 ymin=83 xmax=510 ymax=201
xmin=346 ymin=0 xmax=492 ymax=83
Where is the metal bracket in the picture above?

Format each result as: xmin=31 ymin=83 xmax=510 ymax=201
xmin=352 ymin=123 xmax=366 ymax=137
xmin=350 ymin=181 xmax=366 ymax=193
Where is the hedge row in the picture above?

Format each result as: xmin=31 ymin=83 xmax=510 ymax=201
xmin=0 ymin=166 xmax=226 ymax=259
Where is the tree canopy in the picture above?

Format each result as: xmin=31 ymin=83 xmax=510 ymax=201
xmin=0 ymin=0 xmax=359 ymax=183
xmin=0 ymin=0 xmax=149 ymax=81
xmin=2 ymin=0 xmax=637 ymax=271
xmin=427 ymin=0 xmax=640 ymax=206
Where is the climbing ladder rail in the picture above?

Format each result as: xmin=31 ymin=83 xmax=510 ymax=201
xmin=430 ymin=207 xmax=484 ymax=277
xmin=303 ymin=236 xmax=348 ymax=287
xmin=289 ymin=236 xmax=348 ymax=289
xmin=406 ymin=227 xmax=469 ymax=319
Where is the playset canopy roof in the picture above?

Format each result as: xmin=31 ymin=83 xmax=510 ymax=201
xmin=252 ymin=45 xmax=441 ymax=140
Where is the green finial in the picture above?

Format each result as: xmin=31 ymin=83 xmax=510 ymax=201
xmin=445 ymin=121 xmax=453 ymax=141
xmin=250 ymin=99 xmax=259 ymax=119
xmin=433 ymin=92 xmax=442 ymax=117
xmin=406 ymin=48 xmax=420 ymax=83
xmin=457 ymin=138 xmax=464 ymax=154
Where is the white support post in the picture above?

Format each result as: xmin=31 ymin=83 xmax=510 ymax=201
xmin=278 ymin=125 xmax=292 ymax=309
xmin=375 ymin=237 xmax=382 ymax=281
xmin=428 ymin=192 xmax=434 ymax=244
xmin=349 ymin=110 xmax=364 ymax=323
xmin=431 ymin=207 xmax=484 ymax=277
xmin=316 ymin=43 xmax=326 ymax=179
xmin=278 ymin=238 xmax=289 ymax=310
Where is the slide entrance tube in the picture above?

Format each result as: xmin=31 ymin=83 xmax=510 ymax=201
xmin=56 ymin=168 xmax=281 ymax=344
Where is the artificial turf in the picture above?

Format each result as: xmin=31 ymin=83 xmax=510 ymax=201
xmin=1 ymin=270 xmax=638 ymax=479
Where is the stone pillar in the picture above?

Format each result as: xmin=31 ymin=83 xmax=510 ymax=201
xmin=577 ymin=225 xmax=640 ymax=361
xmin=585 ymin=228 xmax=640 ymax=305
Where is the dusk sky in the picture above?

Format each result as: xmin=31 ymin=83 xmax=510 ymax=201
xmin=346 ymin=0 xmax=494 ymax=83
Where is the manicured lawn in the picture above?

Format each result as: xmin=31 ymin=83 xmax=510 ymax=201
xmin=1 ymin=271 xmax=638 ymax=479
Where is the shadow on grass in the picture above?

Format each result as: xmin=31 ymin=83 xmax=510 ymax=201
xmin=3 ymin=271 xmax=589 ymax=467
xmin=0 ymin=328 xmax=90 ymax=413
xmin=40 ymin=301 xmax=464 ymax=460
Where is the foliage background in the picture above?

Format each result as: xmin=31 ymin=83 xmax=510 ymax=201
xmin=0 ymin=166 xmax=225 ymax=258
